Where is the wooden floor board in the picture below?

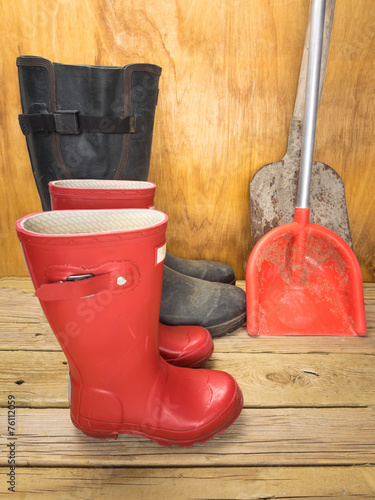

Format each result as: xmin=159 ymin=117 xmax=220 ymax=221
xmin=1 ymin=350 xmax=375 ymax=408
xmin=1 ymin=407 xmax=374 ymax=467
xmin=0 ymin=466 xmax=374 ymax=499
xmin=1 ymin=278 xmax=374 ymax=355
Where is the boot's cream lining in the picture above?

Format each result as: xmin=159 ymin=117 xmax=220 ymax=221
xmin=52 ymin=180 xmax=154 ymax=190
xmin=22 ymin=210 xmax=165 ymax=235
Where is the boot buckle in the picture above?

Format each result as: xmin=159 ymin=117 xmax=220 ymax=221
xmin=54 ymin=110 xmax=81 ymax=134
xmin=66 ymin=273 xmax=94 ymax=281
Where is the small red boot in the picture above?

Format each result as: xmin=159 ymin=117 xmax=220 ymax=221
xmin=16 ymin=209 xmax=243 ymax=446
xmin=49 ymin=179 xmax=213 ymax=368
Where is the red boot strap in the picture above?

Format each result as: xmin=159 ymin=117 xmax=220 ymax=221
xmin=35 ymin=261 xmax=141 ymax=301
xmin=36 ymin=274 xmax=111 ymax=301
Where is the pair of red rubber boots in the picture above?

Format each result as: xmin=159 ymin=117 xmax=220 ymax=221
xmin=16 ymin=180 xmax=243 ymax=447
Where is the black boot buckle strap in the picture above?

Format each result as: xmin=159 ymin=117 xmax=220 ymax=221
xmin=18 ymin=111 xmax=141 ymax=136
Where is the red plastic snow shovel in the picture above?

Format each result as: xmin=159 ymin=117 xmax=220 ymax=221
xmin=246 ymin=0 xmax=366 ymax=337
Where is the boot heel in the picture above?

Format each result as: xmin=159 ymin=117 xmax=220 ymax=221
xmin=70 ymin=413 xmax=118 ymax=440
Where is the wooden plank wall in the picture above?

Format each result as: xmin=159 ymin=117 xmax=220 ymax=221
xmin=1 ymin=0 xmax=374 ymax=280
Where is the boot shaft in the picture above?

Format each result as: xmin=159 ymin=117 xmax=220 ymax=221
xmin=16 ymin=209 xmax=167 ymax=370
xmin=49 ymin=179 xmax=156 ymax=210
xmin=17 ymin=56 xmax=161 ymax=210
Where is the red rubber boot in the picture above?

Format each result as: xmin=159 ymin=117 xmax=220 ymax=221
xmin=16 ymin=209 xmax=243 ymax=446
xmin=49 ymin=179 xmax=214 ymax=368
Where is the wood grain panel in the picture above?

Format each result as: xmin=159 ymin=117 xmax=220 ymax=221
xmin=0 ymin=1 xmax=374 ymax=281
xmin=1 ymin=408 xmax=374 ymax=466
xmin=1 ymin=467 xmax=374 ymax=499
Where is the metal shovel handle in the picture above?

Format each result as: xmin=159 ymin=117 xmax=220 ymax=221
xmin=297 ymin=0 xmax=327 ymax=209
xmin=293 ymin=0 xmax=336 ymax=122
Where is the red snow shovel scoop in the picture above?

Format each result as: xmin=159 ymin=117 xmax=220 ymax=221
xmin=246 ymin=0 xmax=366 ymax=337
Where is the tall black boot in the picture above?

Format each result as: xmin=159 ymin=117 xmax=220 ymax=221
xmin=17 ymin=56 xmax=161 ymax=209
xmin=16 ymin=56 xmax=245 ymax=336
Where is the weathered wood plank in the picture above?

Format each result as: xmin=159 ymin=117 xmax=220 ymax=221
xmin=0 ymin=351 xmax=68 ymax=408
xmin=1 ymin=278 xmax=374 ymax=354
xmin=0 ymin=279 xmax=58 ymax=351
xmin=0 ymin=466 xmax=374 ymax=499
xmin=0 ymin=408 xmax=374 ymax=467
xmin=209 ymin=352 xmax=375 ymax=408
xmin=215 ymin=323 xmax=375 ymax=354
xmin=1 ymin=350 xmax=375 ymax=409
xmin=0 ymin=277 xmax=35 ymax=293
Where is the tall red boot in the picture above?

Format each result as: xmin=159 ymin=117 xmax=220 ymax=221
xmin=49 ymin=179 xmax=214 ymax=368
xmin=16 ymin=209 xmax=243 ymax=446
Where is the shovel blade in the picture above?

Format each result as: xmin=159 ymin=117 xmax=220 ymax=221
xmin=246 ymin=215 xmax=366 ymax=336
xmin=250 ymin=158 xmax=353 ymax=248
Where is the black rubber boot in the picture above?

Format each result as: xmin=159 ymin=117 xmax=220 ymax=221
xmin=164 ymin=253 xmax=235 ymax=285
xmin=16 ymin=56 xmax=245 ymax=335
xmin=161 ymin=267 xmax=245 ymax=338
xmin=17 ymin=56 xmax=161 ymax=210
